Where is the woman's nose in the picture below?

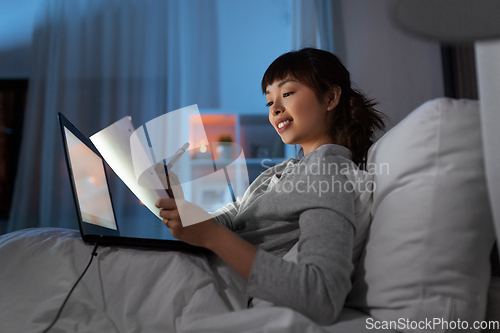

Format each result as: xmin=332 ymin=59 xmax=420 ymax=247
xmin=270 ymin=103 xmax=284 ymax=116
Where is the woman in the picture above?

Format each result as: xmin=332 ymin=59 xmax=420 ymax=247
xmin=156 ymin=48 xmax=385 ymax=325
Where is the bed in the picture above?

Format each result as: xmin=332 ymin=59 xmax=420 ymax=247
xmin=0 ymin=227 xmax=379 ymax=333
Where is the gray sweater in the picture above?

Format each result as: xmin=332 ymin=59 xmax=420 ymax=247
xmin=211 ymin=144 xmax=366 ymax=325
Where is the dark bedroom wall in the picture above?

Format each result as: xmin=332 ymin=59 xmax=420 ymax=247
xmin=340 ymin=0 xmax=445 ymax=130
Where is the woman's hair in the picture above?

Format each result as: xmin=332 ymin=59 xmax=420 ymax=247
xmin=261 ymin=48 xmax=386 ymax=167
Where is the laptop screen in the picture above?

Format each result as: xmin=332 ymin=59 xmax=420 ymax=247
xmin=64 ymin=127 xmax=117 ymax=230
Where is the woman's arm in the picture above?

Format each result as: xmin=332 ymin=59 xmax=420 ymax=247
xmin=248 ymin=208 xmax=354 ymax=325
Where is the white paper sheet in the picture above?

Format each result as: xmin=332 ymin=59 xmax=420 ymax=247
xmin=90 ymin=116 xmax=169 ymax=220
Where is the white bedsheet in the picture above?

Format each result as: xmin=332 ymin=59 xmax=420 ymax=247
xmin=0 ymin=228 xmax=383 ymax=333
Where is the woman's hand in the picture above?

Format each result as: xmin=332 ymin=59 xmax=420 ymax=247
xmin=156 ymin=197 xmax=258 ymax=281
xmin=155 ymin=198 xmax=221 ymax=249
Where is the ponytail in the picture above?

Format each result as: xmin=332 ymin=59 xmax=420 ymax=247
xmin=329 ymin=87 xmax=385 ymax=167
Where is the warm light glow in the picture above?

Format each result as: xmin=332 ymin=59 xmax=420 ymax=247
xmin=200 ymin=145 xmax=207 ymax=153
xmin=88 ymin=177 xmax=96 ymax=184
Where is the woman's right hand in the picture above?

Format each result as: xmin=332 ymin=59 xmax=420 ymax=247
xmin=156 ymin=197 xmax=220 ymax=246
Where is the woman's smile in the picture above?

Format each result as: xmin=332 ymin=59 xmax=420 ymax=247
xmin=275 ymin=118 xmax=293 ymax=133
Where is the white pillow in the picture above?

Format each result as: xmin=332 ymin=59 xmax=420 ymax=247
xmin=346 ymin=98 xmax=495 ymax=328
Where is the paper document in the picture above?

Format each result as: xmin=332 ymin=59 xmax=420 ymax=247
xmin=90 ymin=117 xmax=169 ymax=220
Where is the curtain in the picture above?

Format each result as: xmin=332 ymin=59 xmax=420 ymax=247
xmin=291 ymin=0 xmax=344 ymax=57
xmin=440 ymin=42 xmax=478 ymax=99
xmin=8 ymin=0 xmax=220 ymax=238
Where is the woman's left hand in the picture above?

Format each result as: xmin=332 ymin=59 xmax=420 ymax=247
xmin=156 ymin=197 xmax=257 ymax=281
xmin=155 ymin=198 xmax=222 ymax=249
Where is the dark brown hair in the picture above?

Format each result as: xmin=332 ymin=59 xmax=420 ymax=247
xmin=261 ymin=48 xmax=386 ymax=167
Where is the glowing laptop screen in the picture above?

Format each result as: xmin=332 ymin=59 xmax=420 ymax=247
xmin=64 ymin=127 xmax=117 ymax=230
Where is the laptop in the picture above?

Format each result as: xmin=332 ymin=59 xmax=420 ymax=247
xmin=58 ymin=112 xmax=203 ymax=251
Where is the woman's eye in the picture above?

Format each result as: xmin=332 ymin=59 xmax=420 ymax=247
xmin=283 ymin=92 xmax=293 ymax=98
xmin=266 ymin=101 xmax=273 ymax=107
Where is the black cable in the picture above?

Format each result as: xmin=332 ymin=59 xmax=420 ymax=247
xmin=41 ymin=243 xmax=99 ymax=333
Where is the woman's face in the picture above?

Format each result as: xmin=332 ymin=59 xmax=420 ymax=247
xmin=266 ymin=78 xmax=340 ymax=155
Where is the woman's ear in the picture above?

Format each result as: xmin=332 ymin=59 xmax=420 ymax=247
xmin=326 ymin=86 xmax=341 ymax=111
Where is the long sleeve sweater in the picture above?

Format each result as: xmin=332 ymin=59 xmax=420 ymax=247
xmin=211 ymin=144 xmax=371 ymax=325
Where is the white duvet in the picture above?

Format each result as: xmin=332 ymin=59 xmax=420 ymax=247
xmin=0 ymin=228 xmax=376 ymax=333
